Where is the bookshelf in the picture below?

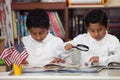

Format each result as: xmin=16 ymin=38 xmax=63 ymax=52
xmin=11 ymin=2 xmax=69 ymax=41
xmin=11 ymin=2 xmax=120 ymax=41
xmin=68 ymin=6 xmax=120 ymax=39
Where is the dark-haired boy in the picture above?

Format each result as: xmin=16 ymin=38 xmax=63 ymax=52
xmin=64 ymin=9 xmax=120 ymax=66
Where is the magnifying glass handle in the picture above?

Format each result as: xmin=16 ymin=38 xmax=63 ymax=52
xmin=72 ymin=46 xmax=76 ymax=48
xmin=72 ymin=46 xmax=80 ymax=50
xmin=72 ymin=46 xmax=78 ymax=49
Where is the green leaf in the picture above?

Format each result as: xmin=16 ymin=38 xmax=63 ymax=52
xmin=0 ymin=58 xmax=5 ymax=65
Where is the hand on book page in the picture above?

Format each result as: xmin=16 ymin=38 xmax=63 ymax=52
xmin=82 ymin=62 xmax=105 ymax=69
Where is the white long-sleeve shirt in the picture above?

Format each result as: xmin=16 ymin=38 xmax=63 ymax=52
xmin=65 ymin=32 xmax=120 ymax=66
xmin=22 ymin=33 xmax=68 ymax=67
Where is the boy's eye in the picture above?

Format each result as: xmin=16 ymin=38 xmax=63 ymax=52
xmin=32 ymin=33 xmax=36 ymax=35
xmin=97 ymin=28 xmax=103 ymax=32
xmin=90 ymin=30 xmax=95 ymax=32
xmin=39 ymin=32 xmax=44 ymax=34
xmin=89 ymin=29 xmax=95 ymax=32
xmin=31 ymin=31 xmax=45 ymax=36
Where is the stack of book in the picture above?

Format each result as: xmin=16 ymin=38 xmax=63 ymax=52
xmin=67 ymin=0 xmax=107 ymax=8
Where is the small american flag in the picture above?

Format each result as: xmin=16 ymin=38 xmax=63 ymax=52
xmin=0 ymin=42 xmax=13 ymax=66
xmin=0 ymin=40 xmax=29 ymax=66
xmin=10 ymin=40 xmax=29 ymax=66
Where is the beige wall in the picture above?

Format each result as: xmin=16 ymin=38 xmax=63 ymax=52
xmin=105 ymin=0 xmax=120 ymax=6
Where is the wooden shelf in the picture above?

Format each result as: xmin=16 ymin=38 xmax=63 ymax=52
xmin=68 ymin=7 xmax=120 ymax=39
xmin=11 ymin=2 xmax=67 ymax=10
xmin=11 ymin=2 xmax=69 ymax=41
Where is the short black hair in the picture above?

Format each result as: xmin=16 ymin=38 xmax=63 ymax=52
xmin=85 ymin=9 xmax=108 ymax=28
xmin=26 ymin=8 xmax=50 ymax=30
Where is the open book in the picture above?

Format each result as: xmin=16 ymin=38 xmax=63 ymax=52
xmin=107 ymin=62 xmax=120 ymax=69
xmin=22 ymin=63 xmax=103 ymax=73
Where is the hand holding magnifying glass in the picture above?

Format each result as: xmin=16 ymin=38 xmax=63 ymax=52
xmin=72 ymin=44 xmax=89 ymax=51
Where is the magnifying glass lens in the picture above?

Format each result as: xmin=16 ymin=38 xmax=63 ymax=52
xmin=77 ymin=46 xmax=88 ymax=51
xmin=72 ymin=44 xmax=89 ymax=51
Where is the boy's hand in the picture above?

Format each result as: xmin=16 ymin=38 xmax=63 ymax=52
xmin=89 ymin=56 xmax=99 ymax=63
xmin=64 ymin=43 xmax=73 ymax=50
xmin=50 ymin=58 xmax=65 ymax=63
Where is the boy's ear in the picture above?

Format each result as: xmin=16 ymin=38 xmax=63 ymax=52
xmin=48 ymin=26 xmax=50 ymax=30
xmin=106 ymin=24 xmax=110 ymax=30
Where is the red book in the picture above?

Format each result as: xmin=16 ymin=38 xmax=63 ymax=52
xmin=48 ymin=12 xmax=62 ymax=38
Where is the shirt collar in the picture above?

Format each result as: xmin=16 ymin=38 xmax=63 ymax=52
xmin=42 ymin=32 xmax=52 ymax=43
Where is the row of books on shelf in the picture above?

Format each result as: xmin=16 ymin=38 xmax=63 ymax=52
xmin=48 ymin=11 xmax=65 ymax=39
xmin=70 ymin=15 xmax=87 ymax=38
xmin=11 ymin=11 xmax=65 ymax=39
xmin=12 ymin=11 xmax=29 ymax=39
xmin=70 ymin=15 xmax=120 ymax=39
xmin=108 ymin=17 xmax=120 ymax=39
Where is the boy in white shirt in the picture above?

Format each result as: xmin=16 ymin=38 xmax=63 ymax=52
xmin=22 ymin=9 xmax=67 ymax=67
xmin=64 ymin=9 xmax=120 ymax=66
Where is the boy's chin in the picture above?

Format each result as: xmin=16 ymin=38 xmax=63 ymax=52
xmin=94 ymin=38 xmax=102 ymax=41
xmin=36 ymin=39 xmax=43 ymax=42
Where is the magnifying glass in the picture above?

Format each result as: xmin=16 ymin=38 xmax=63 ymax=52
xmin=72 ymin=44 xmax=89 ymax=51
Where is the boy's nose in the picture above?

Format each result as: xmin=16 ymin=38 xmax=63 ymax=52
xmin=36 ymin=35 xmax=42 ymax=40
xmin=36 ymin=36 xmax=41 ymax=40
xmin=94 ymin=31 xmax=99 ymax=36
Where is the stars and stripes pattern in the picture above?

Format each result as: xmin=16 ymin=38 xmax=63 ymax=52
xmin=0 ymin=40 xmax=29 ymax=66
xmin=10 ymin=40 xmax=28 ymax=66
xmin=0 ymin=42 xmax=13 ymax=66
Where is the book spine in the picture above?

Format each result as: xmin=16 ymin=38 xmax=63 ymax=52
xmin=78 ymin=16 xmax=84 ymax=34
xmin=54 ymin=12 xmax=65 ymax=38
xmin=48 ymin=14 xmax=56 ymax=36
xmin=23 ymin=13 xmax=29 ymax=36
xmin=20 ymin=15 xmax=25 ymax=37
xmin=16 ymin=11 xmax=21 ymax=38
xmin=74 ymin=16 xmax=79 ymax=36
xmin=11 ymin=10 xmax=17 ymax=39
xmin=48 ymin=12 xmax=62 ymax=38
xmin=71 ymin=16 xmax=76 ymax=38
